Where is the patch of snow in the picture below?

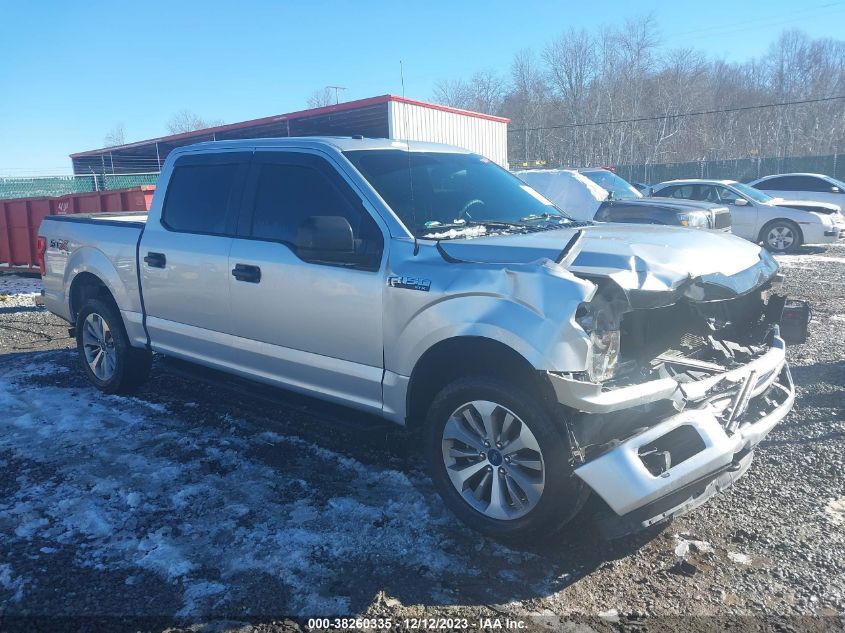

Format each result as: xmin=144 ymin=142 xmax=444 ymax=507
xmin=0 ymin=359 xmax=517 ymax=617
xmin=0 ymin=274 xmax=42 ymax=308
xmin=0 ymin=563 xmax=25 ymax=603
xmin=422 ymin=225 xmax=488 ymax=239
xmin=824 ymin=497 xmax=845 ymax=526
xmin=775 ymin=254 xmax=845 ymax=266
xmin=727 ymin=551 xmax=752 ymax=565
xmin=597 ymin=608 xmax=620 ymax=622
xmin=673 ymin=534 xmax=713 ymax=557
xmin=830 ymin=315 xmax=845 ymax=322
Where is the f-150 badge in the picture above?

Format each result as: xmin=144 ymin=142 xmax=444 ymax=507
xmin=387 ymin=276 xmax=431 ymax=291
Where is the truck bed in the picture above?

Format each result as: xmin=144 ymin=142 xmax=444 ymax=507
xmin=45 ymin=212 xmax=148 ymax=227
xmin=40 ymin=213 xmax=147 ymax=331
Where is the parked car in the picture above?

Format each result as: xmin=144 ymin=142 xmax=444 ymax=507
xmin=651 ymin=179 xmax=845 ymax=252
xmin=748 ymin=173 xmax=845 ymax=209
xmin=515 ymin=168 xmax=732 ymax=232
xmin=39 ymin=137 xmax=794 ymax=540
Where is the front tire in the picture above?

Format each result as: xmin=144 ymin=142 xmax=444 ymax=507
xmin=424 ymin=376 xmax=586 ymax=540
xmin=75 ymin=298 xmax=152 ymax=394
xmin=761 ymin=220 xmax=802 ymax=253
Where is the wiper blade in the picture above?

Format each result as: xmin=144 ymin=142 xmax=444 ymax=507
xmin=519 ymin=212 xmax=571 ymax=223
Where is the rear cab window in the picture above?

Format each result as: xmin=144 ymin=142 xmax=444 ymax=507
xmin=162 ymin=152 xmax=250 ymax=235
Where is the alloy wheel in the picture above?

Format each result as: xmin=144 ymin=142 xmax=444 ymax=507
xmin=82 ymin=313 xmax=117 ymax=381
xmin=441 ymin=400 xmax=545 ymax=520
xmin=766 ymin=225 xmax=795 ymax=251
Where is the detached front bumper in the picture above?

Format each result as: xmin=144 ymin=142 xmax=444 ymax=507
xmin=548 ymin=331 xmax=795 ymax=536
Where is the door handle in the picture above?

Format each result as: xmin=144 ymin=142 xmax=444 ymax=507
xmin=143 ymin=252 xmax=166 ymax=268
xmin=231 ymin=263 xmax=261 ymax=283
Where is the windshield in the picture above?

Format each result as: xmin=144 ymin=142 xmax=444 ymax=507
xmin=732 ymin=182 xmax=774 ymax=203
xmin=344 ymin=150 xmax=573 ymax=237
xmin=580 ymin=169 xmax=643 ymax=200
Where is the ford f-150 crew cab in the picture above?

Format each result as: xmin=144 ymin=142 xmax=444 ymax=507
xmin=39 ymin=137 xmax=795 ymax=540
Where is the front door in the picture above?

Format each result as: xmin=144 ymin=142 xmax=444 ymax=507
xmin=227 ymin=150 xmax=387 ymax=413
xmin=715 ymin=186 xmax=758 ymax=240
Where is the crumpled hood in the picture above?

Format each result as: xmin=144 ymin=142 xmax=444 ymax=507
xmin=436 ymin=223 xmax=779 ymax=304
xmin=769 ymin=198 xmax=841 ymax=214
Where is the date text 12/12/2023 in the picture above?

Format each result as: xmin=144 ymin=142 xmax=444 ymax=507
xmin=306 ymin=617 xmax=527 ymax=630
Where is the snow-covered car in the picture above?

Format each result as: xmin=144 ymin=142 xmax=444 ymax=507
xmin=749 ymin=173 xmax=845 ymax=209
xmin=651 ymin=179 xmax=845 ymax=253
xmin=38 ymin=138 xmax=795 ymax=540
xmin=514 ymin=168 xmax=732 ymax=231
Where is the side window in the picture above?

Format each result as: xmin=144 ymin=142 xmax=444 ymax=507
xmin=757 ymin=176 xmax=826 ymax=192
xmin=249 ymin=159 xmax=383 ymax=271
xmin=696 ymin=186 xmax=720 ymax=203
xmin=793 ymin=176 xmax=833 ymax=192
xmin=756 ymin=176 xmax=787 ymax=190
xmin=716 ymin=187 xmax=740 ymax=204
xmin=669 ymin=185 xmax=695 ymax=199
xmin=162 ymin=162 xmax=239 ymax=234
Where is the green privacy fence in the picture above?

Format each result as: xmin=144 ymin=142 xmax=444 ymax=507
xmin=0 ymin=173 xmax=160 ymax=201
xmin=614 ymin=153 xmax=843 ymax=186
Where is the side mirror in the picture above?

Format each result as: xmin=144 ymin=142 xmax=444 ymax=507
xmin=733 ymin=198 xmax=749 ymax=206
xmin=831 ymin=186 xmax=841 ymax=193
xmin=295 ymin=215 xmax=355 ymax=263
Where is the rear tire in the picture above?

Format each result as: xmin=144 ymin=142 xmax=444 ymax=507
xmin=75 ymin=298 xmax=152 ymax=394
xmin=760 ymin=219 xmax=802 ymax=253
xmin=424 ymin=376 xmax=587 ymax=541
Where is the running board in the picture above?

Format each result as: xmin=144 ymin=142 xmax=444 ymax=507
xmin=158 ymin=356 xmax=393 ymax=433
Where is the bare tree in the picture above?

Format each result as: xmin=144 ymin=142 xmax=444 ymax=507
xmin=307 ymin=87 xmax=336 ymax=109
xmin=103 ymin=123 xmax=126 ymax=147
xmin=437 ymin=17 xmax=845 ymax=171
xmin=432 ymin=70 xmax=505 ymax=114
xmin=166 ymin=110 xmax=224 ymax=135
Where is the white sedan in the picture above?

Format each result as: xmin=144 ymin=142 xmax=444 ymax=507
xmin=749 ymin=173 xmax=845 ymax=209
xmin=651 ymin=179 xmax=845 ymax=252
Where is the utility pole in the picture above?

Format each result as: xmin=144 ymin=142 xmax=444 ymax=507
xmin=327 ymin=86 xmax=347 ymax=104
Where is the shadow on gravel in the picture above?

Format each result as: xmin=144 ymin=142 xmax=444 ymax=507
xmin=777 ymin=245 xmax=830 ymax=257
xmin=790 ymin=361 xmax=845 ymax=387
xmin=0 ymin=348 xmax=668 ymax=620
xmin=0 ymin=305 xmax=44 ymax=315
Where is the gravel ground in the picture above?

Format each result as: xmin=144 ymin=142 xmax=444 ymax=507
xmin=0 ymin=244 xmax=843 ymax=633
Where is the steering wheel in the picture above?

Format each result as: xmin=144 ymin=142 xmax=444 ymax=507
xmin=457 ymin=199 xmax=486 ymax=222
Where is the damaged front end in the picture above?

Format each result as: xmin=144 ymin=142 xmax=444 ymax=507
xmin=549 ymin=250 xmax=796 ymax=537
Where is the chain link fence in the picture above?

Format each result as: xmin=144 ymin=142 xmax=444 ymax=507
xmin=0 ymin=173 xmax=160 ymax=201
xmin=614 ymin=153 xmax=843 ymax=186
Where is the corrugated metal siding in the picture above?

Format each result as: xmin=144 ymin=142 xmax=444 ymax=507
xmin=389 ymin=101 xmax=508 ymax=167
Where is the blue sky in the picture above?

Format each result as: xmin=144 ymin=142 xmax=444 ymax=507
xmin=1 ymin=0 xmax=844 ymax=175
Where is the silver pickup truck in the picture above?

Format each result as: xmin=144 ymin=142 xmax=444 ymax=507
xmin=38 ymin=137 xmax=795 ymax=540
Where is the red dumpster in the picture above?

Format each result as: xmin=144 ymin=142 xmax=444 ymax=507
xmin=0 ymin=186 xmax=154 ymax=272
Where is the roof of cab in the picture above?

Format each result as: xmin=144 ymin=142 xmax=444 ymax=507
xmin=168 ymin=136 xmax=473 ymax=156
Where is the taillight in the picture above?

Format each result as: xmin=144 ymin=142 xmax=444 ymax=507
xmin=36 ymin=236 xmax=47 ymax=275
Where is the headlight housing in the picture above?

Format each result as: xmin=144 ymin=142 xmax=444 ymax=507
xmin=577 ymin=309 xmax=621 ymax=383
xmin=677 ymin=211 xmax=710 ymax=229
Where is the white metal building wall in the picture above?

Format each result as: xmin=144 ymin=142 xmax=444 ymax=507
xmin=388 ymin=100 xmax=509 ymax=168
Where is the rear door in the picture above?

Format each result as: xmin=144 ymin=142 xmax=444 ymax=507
xmin=139 ymin=151 xmax=249 ymax=362
xmin=226 ymin=149 xmax=387 ymax=413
